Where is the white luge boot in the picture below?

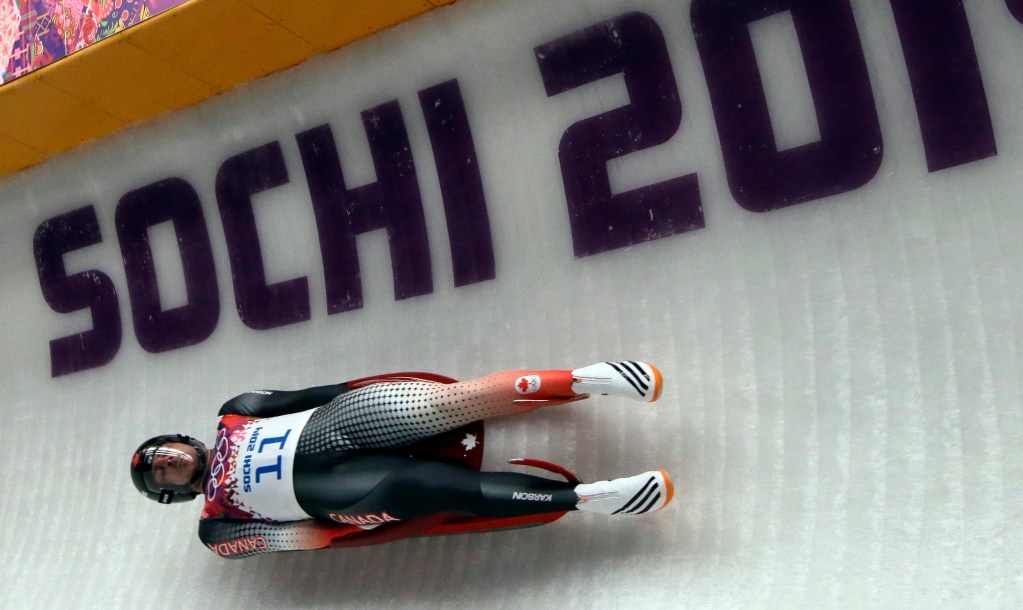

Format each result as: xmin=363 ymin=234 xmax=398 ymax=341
xmin=575 ymin=470 xmax=674 ymax=515
xmin=571 ymin=361 xmax=663 ymax=402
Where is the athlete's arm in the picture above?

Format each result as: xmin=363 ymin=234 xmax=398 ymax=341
xmin=218 ymin=383 xmax=349 ymax=418
xmin=198 ymin=517 xmax=353 ymax=559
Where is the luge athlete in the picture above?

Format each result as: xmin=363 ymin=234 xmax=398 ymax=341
xmin=130 ymin=361 xmax=674 ymax=558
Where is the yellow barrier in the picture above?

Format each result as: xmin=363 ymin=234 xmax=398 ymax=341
xmin=0 ymin=0 xmax=456 ymax=177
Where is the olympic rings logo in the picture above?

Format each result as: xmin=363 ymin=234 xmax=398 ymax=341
xmin=205 ymin=428 xmax=231 ymax=500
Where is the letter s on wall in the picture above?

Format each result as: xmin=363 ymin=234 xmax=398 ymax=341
xmin=34 ymin=205 xmax=122 ymax=377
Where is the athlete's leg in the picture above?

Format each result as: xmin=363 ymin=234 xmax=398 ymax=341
xmin=297 ymin=369 xmax=580 ymax=452
xmin=297 ymin=362 xmax=662 ymax=453
xmin=294 ymin=453 xmax=579 ymax=523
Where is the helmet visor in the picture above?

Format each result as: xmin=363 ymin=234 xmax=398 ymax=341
xmin=140 ymin=443 xmax=202 ymax=493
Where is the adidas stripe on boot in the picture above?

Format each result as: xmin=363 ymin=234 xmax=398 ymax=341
xmin=575 ymin=470 xmax=674 ymax=515
xmin=571 ymin=361 xmax=663 ymax=402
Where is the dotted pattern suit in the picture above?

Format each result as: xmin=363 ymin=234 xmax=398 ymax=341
xmin=198 ymin=370 xmax=583 ymax=558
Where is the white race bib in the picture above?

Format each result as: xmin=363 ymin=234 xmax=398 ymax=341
xmin=233 ymin=410 xmax=314 ymax=521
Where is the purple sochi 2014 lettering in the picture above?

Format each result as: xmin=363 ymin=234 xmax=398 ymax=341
xmin=296 ymin=100 xmax=432 ymax=313
xmin=30 ymin=5 xmax=1006 ymax=377
xmin=418 ymin=79 xmax=495 ymax=287
xmin=295 ymin=124 xmax=366 ymax=314
xmin=33 ymin=205 xmax=122 ymax=376
xmin=216 ymin=141 xmax=312 ymax=331
xmin=535 ymin=12 xmax=704 ymax=258
xmin=354 ymin=101 xmax=433 ymax=300
xmin=888 ymin=0 xmax=997 ymax=172
xmin=115 ymin=178 xmax=220 ymax=354
xmin=1009 ymin=0 xmax=1023 ymax=22
xmin=692 ymin=0 xmax=882 ymax=212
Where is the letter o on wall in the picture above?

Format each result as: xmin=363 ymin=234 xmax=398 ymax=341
xmin=116 ymin=178 xmax=220 ymax=353
xmin=692 ymin=0 xmax=883 ymax=212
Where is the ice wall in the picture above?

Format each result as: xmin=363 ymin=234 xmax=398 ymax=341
xmin=1 ymin=0 xmax=1021 ymax=607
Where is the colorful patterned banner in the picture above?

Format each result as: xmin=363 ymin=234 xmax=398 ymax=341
xmin=0 ymin=0 xmax=187 ymax=84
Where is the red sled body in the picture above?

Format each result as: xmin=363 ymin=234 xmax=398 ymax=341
xmin=322 ymin=372 xmax=582 ymax=549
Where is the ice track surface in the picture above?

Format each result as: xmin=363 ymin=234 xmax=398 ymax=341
xmin=1 ymin=0 xmax=1022 ymax=607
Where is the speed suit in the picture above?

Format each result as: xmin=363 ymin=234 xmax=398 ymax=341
xmin=198 ymin=370 xmax=584 ymax=558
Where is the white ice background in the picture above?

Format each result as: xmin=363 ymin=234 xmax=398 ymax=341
xmin=1 ymin=0 xmax=1021 ymax=607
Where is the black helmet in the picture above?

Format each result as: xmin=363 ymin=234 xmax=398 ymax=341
xmin=130 ymin=434 xmax=208 ymax=504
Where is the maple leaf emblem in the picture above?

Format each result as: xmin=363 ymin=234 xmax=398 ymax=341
xmin=461 ymin=433 xmax=478 ymax=451
xmin=515 ymin=375 xmax=541 ymax=394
